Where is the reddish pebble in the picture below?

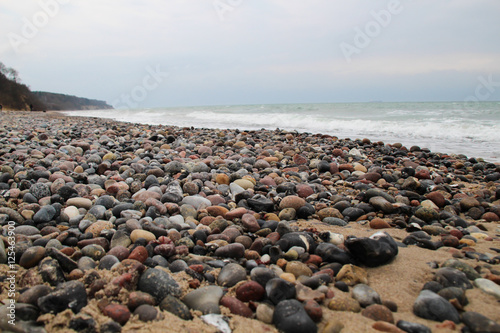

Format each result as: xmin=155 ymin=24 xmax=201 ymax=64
xmin=303 ymin=300 xmax=322 ymax=322
xmin=449 ymin=229 xmax=463 ymax=239
xmin=441 ymin=235 xmax=460 ymax=248
xmin=112 ymin=273 xmax=137 ymax=290
xmin=410 ymin=200 xmax=420 ymax=207
xmin=128 ymin=291 xmax=156 ymax=310
xmin=189 ymin=279 xmax=201 ymax=289
xmin=236 ymin=281 xmax=265 ymax=302
xmin=128 ymin=246 xmax=148 ymax=263
xmin=361 ymin=304 xmax=394 ymax=323
xmin=103 ymin=304 xmax=131 ymax=325
xmin=425 ymin=192 xmax=446 ymax=207
xmin=60 ymin=247 xmax=75 ymax=256
xmin=369 ymin=218 xmax=391 ymax=229
xmin=220 ymin=296 xmax=253 ymax=318
xmin=482 ymin=212 xmax=500 ymax=222
xmin=305 ymin=254 xmax=322 ymax=266
xmin=372 ymin=321 xmax=405 ymax=333
xmin=108 ymin=246 xmax=130 ymax=261
xmin=436 ymin=320 xmax=456 ymax=330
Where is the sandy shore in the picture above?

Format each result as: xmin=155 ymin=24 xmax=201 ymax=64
xmin=0 ymin=111 xmax=499 ymax=333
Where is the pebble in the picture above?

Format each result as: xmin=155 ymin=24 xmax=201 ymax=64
xmin=395 ymin=320 xmax=431 ymax=333
xmin=38 ymin=281 xmax=87 ymax=314
xmin=183 ymin=285 xmax=223 ymax=314
xmin=1 ymin=112 xmax=499 ymax=333
xmin=218 ymin=263 xmax=247 ymax=287
xmin=345 ymin=232 xmax=398 ymax=267
xmin=413 ymin=290 xmax=460 ymax=323
xmin=138 ymin=268 xmax=182 ymax=301
xmin=474 ymin=278 xmax=500 ymax=299
xmin=461 ymin=311 xmax=500 ymax=333
xmin=103 ymin=304 xmax=131 ymax=325
xmin=159 ymin=294 xmax=193 ymax=320
xmin=361 ymin=304 xmax=394 ymax=323
xmin=273 ymin=299 xmax=317 ymax=333
xmin=352 ymin=284 xmax=381 ymax=307
xmin=133 ymin=304 xmax=158 ymax=322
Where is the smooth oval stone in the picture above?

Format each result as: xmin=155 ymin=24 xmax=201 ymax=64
xmin=441 ymin=259 xmax=481 ymax=280
xmin=217 ymin=263 xmax=247 ymax=287
xmin=396 ymin=320 xmax=431 ymax=333
xmin=81 ymin=244 xmax=106 ymax=261
xmin=159 ymin=294 xmax=192 ymax=320
xmin=67 ymin=197 xmax=93 ymax=209
xmin=130 ymin=229 xmax=156 ymax=243
xmin=98 ymin=255 xmax=120 ymax=270
xmin=236 ymin=281 xmax=266 ymax=302
xmin=273 ymin=299 xmax=317 ymax=333
xmin=251 ymin=267 xmax=278 ymax=287
xmin=214 ymin=243 xmax=245 ymax=259
xmin=220 ymin=296 xmax=253 ymax=318
xmin=15 ymin=225 xmax=41 ymax=236
xmin=78 ymin=256 xmax=96 ymax=271
xmin=461 ymin=311 xmax=500 ymax=333
xmin=474 ymin=278 xmax=500 ymax=299
xmin=434 ymin=267 xmax=473 ymax=289
xmin=33 ymin=205 xmax=57 ymax=224
xmin=18 ymin=285 xmax=53 ymax=306
xmin=369 ymin=196 xmax=396 ymax=214
xmin=19 ymin=246 xmax=46 ymax=269
xmin=138 ymin=268 xmax=182 ymax=301
xmin=133 ymin=304 xmax=158 ymax=322
xmin=413 ymin=290 xmax=460 ymax=323
xmin=352 ymin=284 xmax=381 ymax=307
xmin=182 ymin=286 xmax=223 ymax=314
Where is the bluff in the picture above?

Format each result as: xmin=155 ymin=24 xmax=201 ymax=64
xmin=33 ymin=91 xmax=113 ymax=111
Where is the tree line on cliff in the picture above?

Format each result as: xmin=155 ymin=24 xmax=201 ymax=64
xmin=0 ymin=61 xmax=112 ymax=111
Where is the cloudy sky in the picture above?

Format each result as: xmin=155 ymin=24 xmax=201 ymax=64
xmin=1 ymin=0 xmax=500 ymax=107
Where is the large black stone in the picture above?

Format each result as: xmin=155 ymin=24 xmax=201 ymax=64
xmin=38 ymin=281 xmax=87 ymax=314
xmin=273 ymin=299 xmax=317 ymax=333
xmin=345 ymin=232 xmax=398 ymax=267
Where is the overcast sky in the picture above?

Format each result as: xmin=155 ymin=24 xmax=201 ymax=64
xmin=1 ymin=0 xmax=500 ymax=107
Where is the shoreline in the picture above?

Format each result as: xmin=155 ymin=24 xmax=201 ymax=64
xmin=0 ymin=111 xmax=499 ymax=332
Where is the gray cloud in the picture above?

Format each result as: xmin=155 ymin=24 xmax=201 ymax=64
xmin=1 ymin=0 xmax=499 ymax=107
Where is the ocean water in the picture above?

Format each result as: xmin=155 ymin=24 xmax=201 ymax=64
xmin=63 ymin=101 xmax=500 ymax=163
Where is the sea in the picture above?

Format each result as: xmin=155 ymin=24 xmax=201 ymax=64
xmin=63 ymin=101 xmax=500 ymax=163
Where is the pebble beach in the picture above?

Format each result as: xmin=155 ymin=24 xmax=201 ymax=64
xmin=0 ymin=110 xmax=499 ymax=333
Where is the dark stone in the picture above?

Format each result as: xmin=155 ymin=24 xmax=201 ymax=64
xmin=159 ymin=294 xmax=193 ymax=320
xmin=276 ymin=232 xmax=316 ymax=253
xmin=461 ymin=311 xmax=500 ymax=333
xmin=434 ymin=267 xmax=473 ymax=289
xmin=247 ymin=195 xmax=275 ymax=212
xmin=138 ymin=268 xmax=182 ymax=301
xmin=250 ymin=267 xmax=278 ymax=287
xmin=396 ymin=320 xmax=431 ymax=333
xmin=38 ymin=257 xmax=65 ymax=286
xmin=315 ymin=243 xmax=353 ymax=265
xmin=38 ymin=281 xmax=87 ymax=314
xmin=69 ymin=315 xmax=98 ymax=333
xmin=266 ymin=278 xmax=296 ymax=305
xmin=273 ymin=299 xmax=317 ymax=333
xmin=413 ymin=290 xmax=460 ymax=323
xmin=345 ymin=232 xmax=398 ymax=267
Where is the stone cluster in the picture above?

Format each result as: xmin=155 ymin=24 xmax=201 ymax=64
xmin=0 ymin=112 xmax=499 ymax=333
